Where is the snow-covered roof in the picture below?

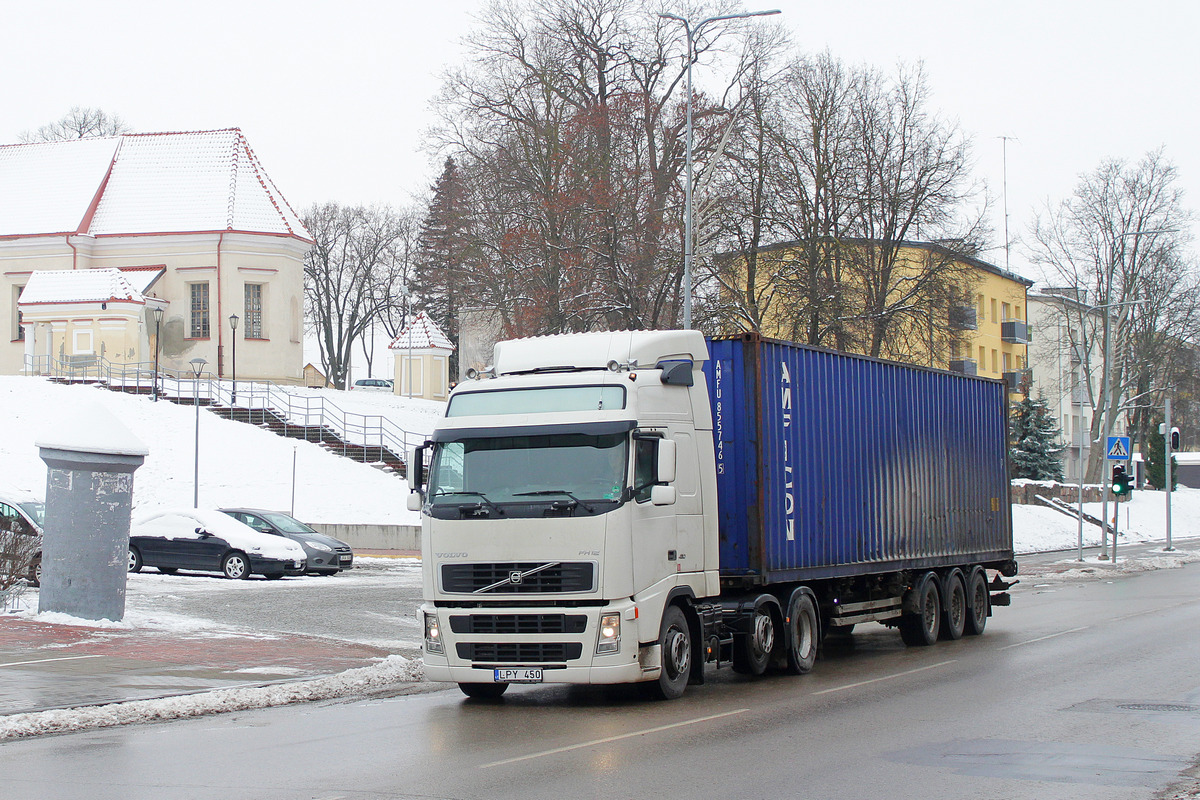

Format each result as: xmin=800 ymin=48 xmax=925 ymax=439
xmin=0 ymin=129 xmax=310 ymax=242
xmin=389 ymin=311 xmax=455 ymax=352
xmin=18 ymin=268 xmax=146 ymax=305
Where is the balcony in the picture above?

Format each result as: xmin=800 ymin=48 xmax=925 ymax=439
xmin=1003 ymin=369 xmax=1032 ymax=392
xmin=1002 ymin=319 xmax=1029 ymax=344
xmin=948 ymin=359 xmax=977 ymax=376
xmin=949 ymin=305 xmax=978 ymax=331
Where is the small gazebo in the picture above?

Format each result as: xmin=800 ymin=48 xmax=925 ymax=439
xmin=389 ymin=312 xmax=455 ymax=400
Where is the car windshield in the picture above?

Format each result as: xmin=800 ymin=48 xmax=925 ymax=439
xmin=428 ymin=431 xmax=627 ymax=506
xmin=257 ymin=511 xmax=317 ymax=534
xmin=17 ymin=501 xmax=45 ymax=527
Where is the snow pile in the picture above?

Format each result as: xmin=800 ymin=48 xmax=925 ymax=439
xmin=0 ymin=655 xmax=423 ymax=741
xmin=0 ymin=376 xmax=439 ymax=525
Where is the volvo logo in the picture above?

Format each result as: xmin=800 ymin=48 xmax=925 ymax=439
xmin=509 ymin=570 xmax=523 ymax=585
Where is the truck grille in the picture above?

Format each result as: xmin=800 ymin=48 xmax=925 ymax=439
xmin=457 ymin=642 xmax=583 ymax=663
xmin=441 ymin=562 xmax=595 ymax=594
xmin=450 ymin=614 xmax=588 ymax=634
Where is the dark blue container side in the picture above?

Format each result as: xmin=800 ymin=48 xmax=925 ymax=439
xmin=704 ymin=335 xmax=1013 ymax=586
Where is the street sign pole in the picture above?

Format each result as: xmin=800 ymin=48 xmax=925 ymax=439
xmin=1105 ymin=436 xmax=1131 ymax=563
xmin=1165 ymin=398 xmax=1174 ymax=552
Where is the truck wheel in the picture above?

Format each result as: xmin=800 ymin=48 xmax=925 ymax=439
xmin=783 ymin=588 xmax=818 ymax=674
xmin=460 ymin=683 xmax=508 ymax=700
xmin=964 ymin=567 xmax=989 ymax=636
xmin=899 ymin=573 xmax=941 ymax=647
xmin=649 ymin=605 xmax=691 ymax=700
xmin=939 ymin=570 xmax=966 ymax=641
xmin=732 ymin=601 xmax=775 ymax=676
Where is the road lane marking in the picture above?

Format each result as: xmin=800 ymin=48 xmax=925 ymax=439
xmin=811 ymin=660 xmax=957 ymax=695
xmin=0 ymin=654 xmax=105 ymax=668
xmin=1111 ymin=599 xmax=1196 ymax=623
xmin=479 ymin=708 xmax=750 ymax=768
xmin=1001 ymin=626 xmax=1089 ymax=650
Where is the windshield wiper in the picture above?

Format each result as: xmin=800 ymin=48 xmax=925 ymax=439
xmin=433 ymin=490 xmax=505 ymax=516
xmin=513 ymin=490 xmax=595 ymax=513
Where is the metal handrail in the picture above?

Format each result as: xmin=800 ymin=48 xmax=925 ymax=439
xmin=22 ymin=353 xmax=421 ymax=463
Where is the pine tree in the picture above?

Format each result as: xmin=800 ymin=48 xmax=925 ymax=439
xmin=1143 ymin=416 xmax=1178 ymax=490
xmin=412 ymin=157 xmax=472 ymax=377
xmin=1009 ymin=394 xmax=1065 ymax=481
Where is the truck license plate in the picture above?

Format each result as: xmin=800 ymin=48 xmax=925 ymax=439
xmin=494 ymin=668 xmax=542 ymax=683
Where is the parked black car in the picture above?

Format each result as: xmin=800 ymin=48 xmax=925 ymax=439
xmin=130 ymin=509 xmax=307 ymax=580
xmin=219 ymin=508 xmax=354 ymax=575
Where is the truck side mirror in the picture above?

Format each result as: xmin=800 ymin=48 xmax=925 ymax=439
xmin=651 ymin=485 xmax=677 ymax=506
xmin=406 ymin=493 xmax=424 ymax=512
xmin=408 ymin=445 xmax=426 ymax=492
xmin=657 ymin=439 xmax=677 ymax=484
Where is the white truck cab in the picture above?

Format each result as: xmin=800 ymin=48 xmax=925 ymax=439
xmin=410 ymin=330 xmax=719 ymax=699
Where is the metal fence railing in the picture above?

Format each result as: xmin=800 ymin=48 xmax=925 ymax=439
xmin=23 ymin=354 xmax=420 ymax=466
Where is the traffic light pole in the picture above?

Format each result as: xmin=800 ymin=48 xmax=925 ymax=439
xmin=1165 ymin=398 xmax=1174 ymax=551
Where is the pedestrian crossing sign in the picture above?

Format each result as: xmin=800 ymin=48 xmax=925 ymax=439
xmin=1106 ymin=436 xmax=1131 ymax=460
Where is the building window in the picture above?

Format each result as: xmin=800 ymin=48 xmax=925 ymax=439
xmin=12 ymin=286 xmax=24 ymax=341
xmin=991 ymin=349 xmax=998 ymax=373
xmin=990 ymin=298 xmax=998 ymax=324
xmin=190 ymin=282 xmax=210 ymax=338
xmin=1002 ymin=302 xmax=1011 ymax=321
xmin=244 ymin=284 xmax=263 ymax=339
xmin=1003 ymin=352 xmax=1011 ymax=372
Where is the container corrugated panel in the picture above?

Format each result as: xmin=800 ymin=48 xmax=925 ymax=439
xmin=705 ymin=334 xmax=1013 ymax=584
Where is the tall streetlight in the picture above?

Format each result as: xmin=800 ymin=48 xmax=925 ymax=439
xmin=151 ymin=306 xmax=165 ymax=402
xmin=190 ymin=357 xmax=207 ymax=509
xmin=659 ymin=8 xmax=781 ymax=329
xmin=228 ymin=313 xmax=239 ymax=406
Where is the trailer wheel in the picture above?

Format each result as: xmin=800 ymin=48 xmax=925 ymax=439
xmin=783 ymin=588 xmax=819 ymax=674
xmin=649 ymin=605 xmax=692 ymax=700
xmin=899 ymin=573 xmax=941 ymax=646
xmin=939 ymin=570 xmax=966 ymax=641
xmin=732 ymin=600 xmax=776 ymax=676
xmin=964 ymin=567 xmax=989 ymax=636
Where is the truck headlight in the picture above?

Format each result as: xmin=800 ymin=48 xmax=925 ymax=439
xmin=596 ymin=613 xmax=621 ymax=655
xmin=424 ymin=612 xmax=444 ymax=654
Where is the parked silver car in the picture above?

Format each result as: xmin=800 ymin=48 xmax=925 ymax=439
xmin=0 ymin=487 xmax=44 ymax=586
xmin=220 ymin=508 xmax=354 ymax=575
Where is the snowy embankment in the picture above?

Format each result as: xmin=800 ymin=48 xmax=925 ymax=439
xmin=0 ymin=376 xmax=443 ymax=526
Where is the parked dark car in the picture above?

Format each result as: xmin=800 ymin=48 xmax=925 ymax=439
xmin=129 ymin=509 xmax=306 ymax=580
xmin=219 ymin=508 xmax=354 ymax=575
xmin=0 ymin=487 xmax=44 ymax=586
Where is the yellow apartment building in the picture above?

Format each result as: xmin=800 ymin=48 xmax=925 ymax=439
xmin=725 ymin=239 xmax=1033 ymax=395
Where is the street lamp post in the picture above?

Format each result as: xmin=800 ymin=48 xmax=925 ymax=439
xmin=190 ymin=357 xmax=207 ymax=509
xmin=151 ymin=306 xmax=165 ymax=402
xmin=659 ymin=8 xmax=780 ymax=330
xmin=228 ymin=313 xmax=239 ymax=406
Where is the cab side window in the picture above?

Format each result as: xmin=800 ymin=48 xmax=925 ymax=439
xmin=633 ymin=438 xmax=658 ymax=503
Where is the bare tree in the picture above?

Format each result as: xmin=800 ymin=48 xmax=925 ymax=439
xmin=1028 ymin=149 xmax=1197 ymax=481
xmin=303 ymin=203 xmax=410 ymax=389
xmin=19 ymin=106 xmax=131 ymax=142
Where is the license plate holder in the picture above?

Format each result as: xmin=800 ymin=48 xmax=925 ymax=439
xmin=494 ymin=668 xmax=543 ymax=683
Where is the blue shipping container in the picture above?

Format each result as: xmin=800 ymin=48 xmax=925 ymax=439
xmin=704 ymin=334 xmax=1013 ymax=585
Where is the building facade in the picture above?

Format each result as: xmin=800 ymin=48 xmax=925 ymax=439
xmin=0 ymin=129 xmax=311 ymax=383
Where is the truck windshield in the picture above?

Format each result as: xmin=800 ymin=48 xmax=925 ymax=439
xmin=428 ymin=431 xmax=627 ymax=512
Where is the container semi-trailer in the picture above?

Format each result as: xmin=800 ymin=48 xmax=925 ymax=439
xmin=409 ymin=330 xmax=1017 ymax=700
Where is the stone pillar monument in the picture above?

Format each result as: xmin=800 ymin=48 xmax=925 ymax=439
xmin=36 ymin=404 xmax=148 ymax=622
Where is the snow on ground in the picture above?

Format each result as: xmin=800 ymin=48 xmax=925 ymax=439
xmin=0 ymin=376 xmax=441 ymax=525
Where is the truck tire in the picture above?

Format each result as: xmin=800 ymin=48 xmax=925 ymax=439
xmin=459 ymin=683 xmax=509 ymax=700
xmin=732 ymin=599 xmax=776 ymax=676
xmin=939 ymin=570 xmax=966 ymax=641
xmin=783 ymin=588 xmax=818 ymax=675
xmin=649 ymin=605 xmax=692 ymax=700
xmin=899 ymin=572 xmax=941 ymax=647
xmin=964 ymin=567 xmax=989 ymax=636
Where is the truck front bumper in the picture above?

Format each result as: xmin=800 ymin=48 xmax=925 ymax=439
xmin=420 ymin=600 xmax=660 ymax=687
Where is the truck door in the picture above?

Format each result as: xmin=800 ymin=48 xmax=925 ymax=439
xmin=670 ymin=430 xmax=704 ymax=574
xmin=631 ymin=433 xmax=677 ymax=593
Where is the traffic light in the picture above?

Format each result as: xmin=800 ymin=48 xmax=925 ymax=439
xmin=1112 ymin=465 xmax=1133 ymax=497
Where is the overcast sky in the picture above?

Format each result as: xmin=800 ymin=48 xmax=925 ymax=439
xmin=5 ymin=0 xmax=1198 ymax=282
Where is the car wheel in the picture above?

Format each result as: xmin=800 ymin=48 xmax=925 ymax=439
xmin=128 ymin=547 xmax=143 ymax=573
xmin=221 ymin=552 xmax=250 ymax=580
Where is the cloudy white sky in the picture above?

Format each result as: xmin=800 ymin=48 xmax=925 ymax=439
xmin=4 ymin=1 xmax=1198 ymax=280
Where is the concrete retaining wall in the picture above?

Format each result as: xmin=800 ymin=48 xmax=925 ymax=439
xmin=308 ymin=523 xmax=421 ymax=551
xmin=1011 ymin=481 xmax=1111 ymax=505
